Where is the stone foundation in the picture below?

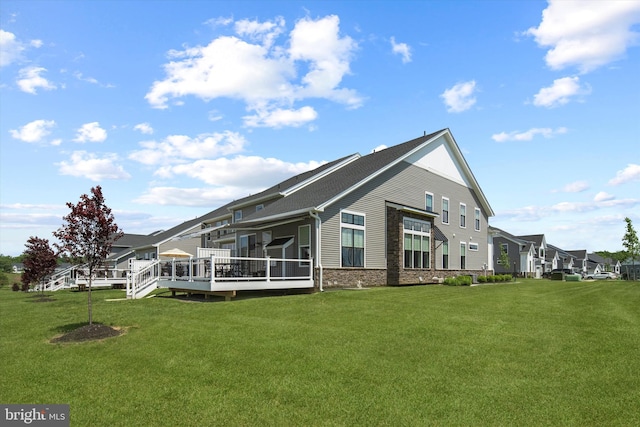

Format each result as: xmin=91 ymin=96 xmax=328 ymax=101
xmin=319 ymin=268 xmax=387 ymax=289
xmin=315 ymin=267 xmax=489 ymax=288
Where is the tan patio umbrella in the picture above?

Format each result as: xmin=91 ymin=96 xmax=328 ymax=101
xmin=158 ymin=248 xmax=193 ymax=258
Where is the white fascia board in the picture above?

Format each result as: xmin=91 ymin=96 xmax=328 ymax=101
xmin=444 ymin=130 xmax=495 ymax=218
xmin=236 ymin=207 xmax=314 ymax=226
xmin=318 ymin=130 xmax=449 ymax=211
xmin=280 ymin=154 xmax=361 ymax=197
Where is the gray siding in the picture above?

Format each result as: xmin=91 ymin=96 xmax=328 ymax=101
xmin=320 ymin=160 xmax=489 ymax=271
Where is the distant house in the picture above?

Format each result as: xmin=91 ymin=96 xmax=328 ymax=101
xmin=489 ymin=227 xmax=542 ymax=277
xmin=567 ymin=250 xmax=588 ymax=275
xmin=587 ymin=252 xmax=621 ymax=276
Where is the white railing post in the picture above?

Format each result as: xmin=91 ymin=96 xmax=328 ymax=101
xmin=189 ymin=258 xmax=193 ymax=282
xmin=266 ymin=256 xmax=271 ymax=283
xmin=210 ymin=256 xmax=216 ymax=289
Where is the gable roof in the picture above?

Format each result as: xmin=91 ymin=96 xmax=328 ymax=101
xmin=237 ymin=129 xmax=493 ymax=226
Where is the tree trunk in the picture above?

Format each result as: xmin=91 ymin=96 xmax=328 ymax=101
xmin=88 ymin=272 xmax=93 ymax=325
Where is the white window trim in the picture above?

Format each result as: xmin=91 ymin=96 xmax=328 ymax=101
xmin=459 ymin=203 xmax=467 ymax=229
xmin=469 ymin=242 xmax=479 ymax=251
xmin=234 ymin=210 xmax=242 ymax=222
xmin=460 ymin=242 xmax=467 ymax=269
xmin=298 ymin=224 xmax=311 ymax=266
xmin=425 ymin=191 xmax=434 ymax=213
xmin=442 ymin=197 xmax=450 ymax=225
xmin=403 ymin=217 xmax=431 ymax=269
xmin=474 ymin=207 xmax=481 ymax=232
xmin=340 ymin=210 xmax=366 ymax=268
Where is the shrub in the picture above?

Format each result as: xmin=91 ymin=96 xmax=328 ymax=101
xmin=21 ymin=283 xmax=30 ymax=292
xmin=12 ymin=282 xmax=20 ymax=291
xmin=478 ymin=275 xmax=488 ymax=283
xmin=443 ymin=277 xmax=459 ymax=286
xmin=457 ymin=275 xmax=472 ymax=286
xmin=502 ymin=274 xmax=513 ymax=282
xmin=443 ymin=276 xmax=472 ymax=286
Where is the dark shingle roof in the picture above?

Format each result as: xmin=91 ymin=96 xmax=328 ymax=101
xmin=239 ymin=130 xmax=444 ymax=223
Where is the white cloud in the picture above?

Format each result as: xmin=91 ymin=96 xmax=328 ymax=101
xmin=16 ymin=66 xmax=57 ymax=94
xmin=594 ymin=191 xmax=615 ymax=202
xmin=74 ymin=122 xmax=107 ymax=143
xmin=160 ymin=155 xmax=325 ymax=187
xmin=234 ymin=16 xmax=285 ymax=48
xmin=492 ymin=127 xmax=567 ymax=142
xmin=526 ymin=0 xmax=640 ymax=73
xmin=134 ymin=186 xmax=252 ymax=207
xmin=129 ymin=131 xmax=247 ymax=165
xmin=134 ymin=122 xmax=154 ymax=135
xmin=57 ymin=151 xmax=131 ymax=181
xmin=609 ymin=164 xmax=640 ymax=185
xmin=390 ymin=37 xmax=412 ymax=63
xmin=9 ymin=119 xmax=56 ymax=143
xmin=0 ymin=29 xmax=24 ymax=66
xmin=562 ymin=181 xmax=589 ymax=193
xmin=243 ymin=106 xmax=318 ymax=128
xmin=440 ymin=80 xmax=477 ymax=113
xmin=533 ymin=76 xmax=590 ymax=108
xmin=145 ymin=15 xmax=361 ymax=127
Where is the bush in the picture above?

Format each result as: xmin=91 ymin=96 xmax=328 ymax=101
xmin=443 ymin=277 xmax=459 ymax=286
xmin=12 ymin=282 xmax=20 ymax=291
xmin=478 ymin=275 xmax=488 ymax=283
xmin=21 ymin=283 xmax=30 ymax=292
xmin=443 ymin=276 xmax=472 ymax=286
xmin=502 ymin=274 xmax=513 ymax=282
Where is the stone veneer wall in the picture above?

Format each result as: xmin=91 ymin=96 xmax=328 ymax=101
xmin=318 ymin=268 xmax=387 ymax=289
xmin=311 ymin=206 xmax=490 ymax=289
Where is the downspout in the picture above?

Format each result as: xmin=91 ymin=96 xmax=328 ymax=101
xmin=309 ymin=211 xmax=323 ymax=292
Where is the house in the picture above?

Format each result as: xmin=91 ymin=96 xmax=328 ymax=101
xmin=547 ymin=244 xmax=576 ymax=271
xmin=43 ymin=129 xmax=495 ymax=297
xmin=586 ymin=252 xmax=621 ymax=276
xmin=517 ymin=234 xmax=548 ymax=278
xmin=566 ymin=250 xmax=588 ymax=275
xmin=190 ymin=128 xmax=495 ymax=289
xmin=489 ymin=227 xmax=540 ymax=277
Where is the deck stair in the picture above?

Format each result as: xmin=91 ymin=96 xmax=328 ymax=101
xmin=126 ymin=260 xmax=161 ymax=299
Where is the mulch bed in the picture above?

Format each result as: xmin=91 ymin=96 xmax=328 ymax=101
xmin=51 ymin=324 xmax=123 ymax=343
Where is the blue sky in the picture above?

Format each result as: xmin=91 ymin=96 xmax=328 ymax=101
xmin=1 ymin=0 xmax=639 ymax=256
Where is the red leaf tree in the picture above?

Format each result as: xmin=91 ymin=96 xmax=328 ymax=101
xmin=22 ymin=236 xmax=58 ymax=296
xmin=53 ymin=186 xmax=123 ymax=324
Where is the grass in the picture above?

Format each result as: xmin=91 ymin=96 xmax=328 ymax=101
xmin=1 ymin=279 xmax=639 ymax=426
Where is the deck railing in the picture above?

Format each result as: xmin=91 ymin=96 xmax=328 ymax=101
xmin=158 ymin=255 xmax=313 ymax=290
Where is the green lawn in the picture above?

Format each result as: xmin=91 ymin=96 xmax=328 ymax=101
xmin=1 ymin=280 xmax=639 ymax=426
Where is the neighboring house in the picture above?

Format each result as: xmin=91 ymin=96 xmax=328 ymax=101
xmin=194 ymin=128 xmax=495 ymax=288
xmin=517 ymin=234 xmax=548 ymax=278
xmin=567 ymin=250 xmax=588 ymax=275
xmin=586 ymin=253 xmax=621 ymax=275
xmin=489 ymin=227 xmax=540 ymax=277
xmin=12 ymin=263 xmax=24 ymax=273
xmin=621 ymin=258 xmax=639 ymax=280
xmin=546 ymin=244 xmax=576 ymax=271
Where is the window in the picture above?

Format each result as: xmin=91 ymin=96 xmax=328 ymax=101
xmin=403 ymin=218 xmax=430 ymax=269
xmin=501 ymin=243 xmax=508 ymax=254
xmin=469 ymin=242 xmax=479 ymax=251
xmin=460 ymin=203 xmax=466 ymax=228
xmin=341 ymin=211 xmax=365 ymax=267
xmin=425 ymin=192 xmax=434 ymax=213
xmin=298 ymin=225 xmax=311 ymax=263
xmin=256 ymin=204 xmax=264 ymax=212
xmin=442 ymin=241 xmax=449 ymax=269
xmin=239 ymin=234 xmax=256 ymax=257
xmin=460 ymin=242 xmax=467 ymax=269
xmin=474 ymin=208 xmax=481 ymax=231
xmin=442 ymin=197 xmax=449 ymax=224
xmin=234 ymin=210 xmax=242 ymax=222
